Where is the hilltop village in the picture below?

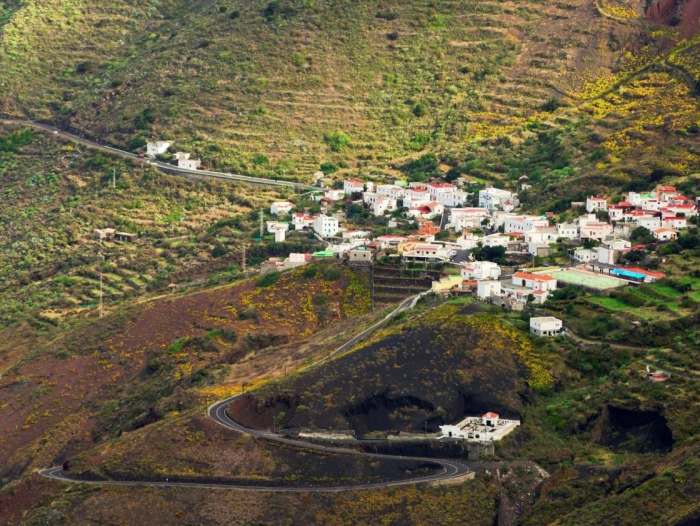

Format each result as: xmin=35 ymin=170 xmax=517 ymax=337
xmin=261 ymin=175 xmax=697 ymax=310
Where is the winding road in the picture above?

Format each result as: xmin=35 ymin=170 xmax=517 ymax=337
xmin=0 ymin=118 xmax=317 ymax=190
xmin=39 ymin=292 xmax=476 ymax=491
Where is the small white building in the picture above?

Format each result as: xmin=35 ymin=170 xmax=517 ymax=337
xmin=477 ymin=280 xmax=502 ymax=300
xmin=479 ymin=188 xmax=518 ymax=211
xmin=402 ymin=244 xmax=451 ymax=263
xmin=146 ymin=141 xmax=172 ymax=157
xmin=372 ymin=196 xmax=397 ymax=216
xmin=324 ymin=189 xmax=345 ymax=201
xmin=313 ymin=215 xmax=339 ymax=238
xmin=439 ymin=412 xmax=521 ymax=442
xmin=274 ymin=228 xmax=286 ymax=242
xmin=376 ymin=184 xmax=405 ymax=200
xmin=556 ymin=223 xmax=579 ymax=240
xmin=343 ymin=179 xmax=365 ymax=195
xmin=530 ymin=316 xmax=563 ymax=337
xmin=573 ymin=247 xmax=599 ymax=263
xmin=292 ymin=213 xmax=317 ymax=231
xmin=266 ymin=221 xmax=289 ymax=234
xmin=270 ymin=202 xmax=295 ymax=216
xmin=173 ymin=153 xmax=200 ymax=170
xmin=598 ymin=239 xmax=631 ymax=265
xmin=586 ymin=196 xmax=608 ymax=213
xmin=652 ymin=227 xmax=679 ymax=241
xmin=504 ymin=215 xmax=549 ymax=234
xmin=461 ymin=261 xmax=501 ymax=281
xmin=580 ymin=222 xmax=613 ymax=241
xmin=512 ymin=272 xmax=557 ymax=291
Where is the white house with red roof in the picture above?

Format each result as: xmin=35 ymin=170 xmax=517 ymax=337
xmin=292 ymin=213 xmax=317 ymax=231
xmin=663 ymin=216 xmax=687 ymax=229
xmin=427 ymin=182 xmax=457 ymax=198
xmin=652 ymin=227 xmax=679 ymax=241
xmin=404 ymin=187 xmax=430 ymax=206
xmin=656 ymin=185 xmax=679 ymax=201
xmin=343 ymin=179 xmax=365 ymax=195
xmin=479 ymin=187 xmax=518 ymax=211
xmin=504 ymin=215 xmax=549 ymax=234
xmin=666 ymin=204 xmax=697 ymax=217
xmin=512 ymin=271 xmax=557 ymax=291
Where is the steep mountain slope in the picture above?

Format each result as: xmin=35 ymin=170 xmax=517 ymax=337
xmin=0 ymin=0 xmax=696 ymax=186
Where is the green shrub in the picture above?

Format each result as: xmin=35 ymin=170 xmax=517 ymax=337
xmin=322 ymin=267 xmax=341 ymax=280
xmin=166 ymin=337 xmax=188 ymax=355
xmin=302 ymin=266 xmax=318 ymax=278
xmin=324 ymin=131 xmax=351 ymax=152
xmin=257 ymin=271 xmax=281 ymax=287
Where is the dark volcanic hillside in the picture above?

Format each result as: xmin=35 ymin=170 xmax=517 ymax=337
xmin=233 ymin=303 xmax=555 ymax=437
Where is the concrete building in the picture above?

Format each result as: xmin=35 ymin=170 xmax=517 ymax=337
xmin=348 ymin=247 xmax=373 ymax=263
xmin=580 ymin=222 xmax=613 ymax=241
xmin=313 ymin=215 xmax=339 ymax=238
xmin=93 ymin=228 xmax=116 ymax=241
xmin=573 ymin=247 xmax=599 ymax=263
xmin=376 ymin=184 xmax=405 ymax=200
xmin=598 ymin=239 xmax=631 ymax=265
xmin=530 ymin=316 xmax=563 ymax=337
xmin=173 ymin=152 xmax=201 ymax=170
xmin=402 ymin=244 xmax=451 ymax=263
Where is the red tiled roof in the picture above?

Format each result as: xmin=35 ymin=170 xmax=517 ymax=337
xmin=483 ymin=412 xmax=499 ymax=419
xmin=513 ymin=271 xmax=556 ymax=281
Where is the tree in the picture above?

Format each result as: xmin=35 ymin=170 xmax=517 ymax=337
xmin=473 ymin=245 xmax=506 ymax=262
xmin=324 ymin=131 xmax=351 ymax=152
xmin=630 ymin=226 xmax=654 ymax=245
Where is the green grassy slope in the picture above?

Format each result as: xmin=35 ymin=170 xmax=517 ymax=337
xmin=1 ymin=0 xmax=696 ymax=188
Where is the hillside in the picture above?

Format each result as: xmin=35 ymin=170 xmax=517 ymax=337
xmin=233 ymin=302 xmax=555 ymax=437
xmin=0 ymin=0 xmax=697 ymax=192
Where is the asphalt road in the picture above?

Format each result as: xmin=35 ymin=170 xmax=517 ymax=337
xmin=0 ymin=119 xmax=316 ymax=190
xmin=38 ymin=292 xmax=477 ymax=491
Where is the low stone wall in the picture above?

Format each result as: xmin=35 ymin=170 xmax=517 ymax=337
xmin=428 ymin=471 xmax=475 ymax=487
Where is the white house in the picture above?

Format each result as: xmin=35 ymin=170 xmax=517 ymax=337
xmin=433 ymin=189 xmax=469 ymax=207
xmin=270 ymin=202 xmax=294 ymax=216
xmin=598 ymin=239 xmax=630 ymax=265
xmin=146 ymin=141 xmax=172 ymax=157
xmin=404 ymin=188 xmax=431 ymax=206
xmin=274 ymin=228 xmax=286 ymax=242
xmin=666 ymin=204 xmax=697 ymax=217
xmin=427 ymin=182 xmax=458 ymax=199
xmin=573 ymin=247 xmax=599 ymax=262
xmin=372 ymin=196 xmax=397 ymax=216
xmin=342 ymin=230 xmax=370 ymax=240
xmin=292 ymin=213 xmax=317 ymax=231
xmin=461 ymin=261 xmax=501 ymax=281
xmin=482 ymin=234 xmax=511 ymax=248
xmin=324 ymin=189 xmax=345 ymax=201
xmin=633 ymin=216 xmax=662 ymax=230
xmin=439 ymin=412 xmax=520 ymax=442
xmin=178 ymin=158 xmax=201 ymax=170
xmin=376 ymin=185 xmax=405 ymax=200
xmin=266 ymin=221 xmax=289 ymax=234
xmin=530 ymin=316 xmax=563 ymax=337
xmin=402 ymin=244 xmax=451 ymax=262
xmin=457 ymin=232 xmax=482 ymax=250
xmin=451 ymin=208 xmax=491 ymax=230
xmin=663 ymin=216 xmax=687 ymax=229
xmin=524 ymin=227 xmax=558 ymax=245
xmin=556 ymin=223 xmax=579 ymax=240
xmin=586 ymin=196 xmax=608 ymax=213
xmin=313 ymin=215 xmax=339 ymax=238
xmin=652 ymin=227 xmax=679 ymax=241
xmin=512 ymin=272 xmax=557 ymax=291
xmin=477 ymin=280 xmax=502 ymax=300
xmin=343 ymin=179 xmax=365 ymax=195
xmin=479 ymin=188 xmax=518 ymax=211
xmin=580 ymin=222 xmax=613 ymax=241
xmin=504 ymin=215 xmax=549 ymax=234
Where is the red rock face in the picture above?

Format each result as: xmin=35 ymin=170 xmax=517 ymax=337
xmin=646 ymin=0 xmax=700 ymax=38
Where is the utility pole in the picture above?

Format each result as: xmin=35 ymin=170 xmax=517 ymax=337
xmin=112 ymin=167 xmax=116 ymax=189
xmin=259 ymin=209 xmax=264 ymax=239
xmin=99 ymin=266 xmax=104 ymax=319
xmin=241 ymin=243 xmax=247 ymax=273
